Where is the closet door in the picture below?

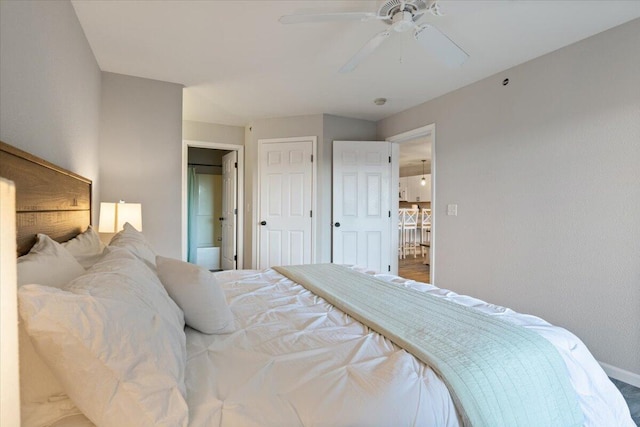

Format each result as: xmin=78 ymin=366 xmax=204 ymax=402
xmin=258 ymin=138 xmax=314 ymax=268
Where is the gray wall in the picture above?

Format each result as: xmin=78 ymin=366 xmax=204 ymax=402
xmin=183 ymin=120 xmax=244 ymax=145
xmin=188 ymin=147 xmax=230 ymax=175
xmin=378 ymin=19 xmax=640 ymax=376
xmin=0 ymin=0 xmax=102 ymax=221
xmin=100 ymin=72 xmax=183 ymax=258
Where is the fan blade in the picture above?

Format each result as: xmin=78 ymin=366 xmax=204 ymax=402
xmin=339 ymin=30 xmax=392 ymax=73
xmin=431 ymin=0 xmax=488 ymax=17
xmin=414 ymin=24 xmax=469 ymax=68
xmin=279 ymin=12 xmax=377 ymax=24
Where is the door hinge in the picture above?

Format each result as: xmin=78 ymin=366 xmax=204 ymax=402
xmin=234 ymin=162 xmax=238 ymax=168
xmin=388 ymin=265 xmax=391 ymax=272
xmin=234 ymin=255 xmax=237 ymax=261
xmin=388 ymin=210 xmax=391 ymax=218
xmin=310 ymin=210 xmax=313 ymax=218
xmin=234 ymin=208 xmax=237 ymax=214
xmin=311 ymin=154 xmax=314 ymax=163
xmin=388 ymin=156 xmax=391 ymax=163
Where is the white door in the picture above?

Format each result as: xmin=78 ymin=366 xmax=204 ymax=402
xmin=332 ymin=141 xmax=392 ymax=273
xmin=258 ymin=139 xmax=314 ymax=268
xmin=221 ymin=151 xmax=237 ymax=270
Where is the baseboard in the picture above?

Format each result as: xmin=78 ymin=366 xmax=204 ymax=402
xmin=600 ymin=361 xmax=640 ymax=388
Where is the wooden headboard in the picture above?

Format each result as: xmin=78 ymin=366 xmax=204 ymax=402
xmin=0 ymin=141 xmax=92 ymax=256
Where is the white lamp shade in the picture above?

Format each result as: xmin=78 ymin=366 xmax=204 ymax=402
xmin=98 ymin=201 xmax=142 ymax=232
xmin=98 ymin=202 xmax=116 ymax=233
xmin=1 ymin=178 xmax=20 ymax=426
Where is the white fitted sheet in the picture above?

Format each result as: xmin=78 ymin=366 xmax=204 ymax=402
xmin=50 ymin=267 xmax=633 ymax=426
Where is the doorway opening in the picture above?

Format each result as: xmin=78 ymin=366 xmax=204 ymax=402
xmin=182 ymin=140 xmax=244 ymax=270
xmin=387 ymin=124 xmax=435 ymax=284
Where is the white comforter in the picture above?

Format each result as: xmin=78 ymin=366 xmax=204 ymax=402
xmin=52 ymin=267 xmax=633 ymax=427
xmin=185 ymin=268 xmax=633 ymax=427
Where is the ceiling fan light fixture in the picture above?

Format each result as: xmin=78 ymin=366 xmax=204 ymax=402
xmin=392 ymin=10 xmax=415 ymax=32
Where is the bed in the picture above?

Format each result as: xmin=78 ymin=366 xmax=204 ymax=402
xmin=1 ymin=141 xmax=634 ymax=427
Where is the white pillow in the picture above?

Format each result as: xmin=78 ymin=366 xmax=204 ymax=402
xmin=18 ymin=248 xmax=188 ymax=427
xmin=156 ymin=256 xmax=235 ymax=334
xmin=17 ymin=234 xmax=86 ymax=426
xmin=49 ymin=414 xmax=95 ymax=427
xmin=62 ymin=225 xmax=107 ymax=268
xmin=17 ymin=233 xmax=85 ymax=288
xmin=66 ymin=247 xmax=185 ymax=330
xmin=19 ymin=326 xmax=83 ymax=427
xmin=109 ymin=222 xmax=157 ymax=268
xmin=62 ymin=224 xmax=105 ymax=255
xmin=69 ymin=246 xmax=113 ymax=269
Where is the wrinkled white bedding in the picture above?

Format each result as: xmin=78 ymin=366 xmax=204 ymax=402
xmin=185 ymin=267 xmax=632 ymax=427
xmin=51 ymin=267 xmax=633 ymax=426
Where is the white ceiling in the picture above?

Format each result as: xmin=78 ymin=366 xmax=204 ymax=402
xmin=71 ymin=1 xmax=640 ymax=127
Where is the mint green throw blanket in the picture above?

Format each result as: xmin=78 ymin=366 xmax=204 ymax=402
xmin=273 ymin=264 xmax=583 ymax=427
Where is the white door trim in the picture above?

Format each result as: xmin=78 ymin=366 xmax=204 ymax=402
xmin=256 ymin=136 xmax=317 ymax=268
xmin=386 ymin=124 xmax=436 ymax=283
xmin=182 ymin=139 xmax=244 ymax=269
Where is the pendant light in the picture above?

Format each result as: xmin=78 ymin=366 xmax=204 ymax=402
xmin=420 ymin=160 xmax=426 ymax=186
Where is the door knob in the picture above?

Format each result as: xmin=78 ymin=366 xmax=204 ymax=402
xmin=260 ymin=221 xmax=267 ymax=226
xmin=334 ymin=222 xmax=341 ymax=227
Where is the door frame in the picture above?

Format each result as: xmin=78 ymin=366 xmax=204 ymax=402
xmin=182 ymin=139 xmax=244 ymax=269
xmin=386 ymin=123 xmax=436 ymax=282
xmin=255 ymin=136 xmax=317 ymax=268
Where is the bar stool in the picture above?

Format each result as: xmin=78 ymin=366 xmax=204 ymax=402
xmin=419 ymin=208 xmax=432 ymax=257
xmin=401 ymin=208 xmax=419 ymax=258
xmin=398 ymin=209 xmax=406 ymax=259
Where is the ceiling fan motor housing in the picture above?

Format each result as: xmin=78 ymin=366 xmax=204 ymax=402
xmin=378 ymin=0 xmax=431 ymax=25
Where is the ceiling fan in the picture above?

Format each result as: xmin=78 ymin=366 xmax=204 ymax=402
xmin=279 ymin=0 xmax=469 ymax=73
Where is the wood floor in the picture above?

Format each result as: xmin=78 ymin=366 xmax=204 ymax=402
xmin=398 ymin=254 xmax=430 ymax=284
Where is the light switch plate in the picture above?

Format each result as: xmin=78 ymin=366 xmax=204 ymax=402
xmin=447 ymin=204 xmax=458 ymax=216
